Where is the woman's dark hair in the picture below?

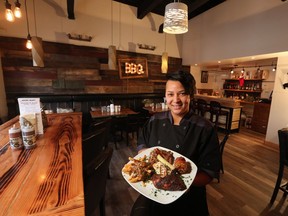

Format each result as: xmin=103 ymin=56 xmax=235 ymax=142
xmin=166 ymin=71 xmax=196 ymax=96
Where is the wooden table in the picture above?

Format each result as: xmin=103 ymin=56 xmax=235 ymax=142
xmin=143 ymin=106 xmax=169 ymax=115
xmin=0 ymin=113 xmax=84 ymax=216
xmin=90 ymin=107 xmax=138 ymax=119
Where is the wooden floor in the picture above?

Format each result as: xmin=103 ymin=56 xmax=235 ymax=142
xmin=101 ymin=127 xmax=288 ymax=216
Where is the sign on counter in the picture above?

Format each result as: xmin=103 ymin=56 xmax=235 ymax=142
xmin=18 ymin=98 xmax=44 ymax=134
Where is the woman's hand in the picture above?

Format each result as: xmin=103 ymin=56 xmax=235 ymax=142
xmin=191 ymin=171 xmax=212 ymax=187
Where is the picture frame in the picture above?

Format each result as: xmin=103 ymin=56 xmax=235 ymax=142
xmin=201 ymin=71 xmax=208 ymax=83
xmin=118 ymin=58 xmax=148 ymax=79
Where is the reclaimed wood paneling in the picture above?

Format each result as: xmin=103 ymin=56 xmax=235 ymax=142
xmin=1 ymin=36 xmax=184 ymax=95
xmin=1 ymin=36 xmax=185 ymax=117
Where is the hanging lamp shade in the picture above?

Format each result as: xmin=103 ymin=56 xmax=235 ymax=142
xmin=163 ymin=2 xmax=188 ymax=34
xmin=108 ymin=45 xmax=117 ymax=70
xmin=161 ymin=52 xmax=168 ymax=73
xmin=32 ymin=36 xmax=44 ymax=67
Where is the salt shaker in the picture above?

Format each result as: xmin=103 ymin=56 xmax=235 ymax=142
xmin=9 ymin=124 xmax=23 ymax=150
xmin=22 ymin=125 xmax=37 ymax=149
xmin=110 ymin=104 xmax=115 ymax=113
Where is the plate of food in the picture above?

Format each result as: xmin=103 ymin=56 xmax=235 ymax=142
xmin=122 ymin=146 xmax=197 ymax=204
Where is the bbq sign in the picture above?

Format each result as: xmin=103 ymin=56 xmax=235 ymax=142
xmin=118 ymin=58 xmax=148 ymax=79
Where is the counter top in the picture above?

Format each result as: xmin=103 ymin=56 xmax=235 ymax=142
xmin=0 ymin=113 xmax=84 ymax=215
xmin=194 ymin=94 xmax=242 ymax=108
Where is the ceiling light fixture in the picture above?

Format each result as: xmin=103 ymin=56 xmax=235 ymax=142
xmin=163 ymin=0 xmax=188 ymax=34
xmin=5 ymin=0 xmax=15 ymax=22
xmin=14 ymin=0 xmax=22 ymax=18
xmin=24 ymin=0 xmax=32 ymax=49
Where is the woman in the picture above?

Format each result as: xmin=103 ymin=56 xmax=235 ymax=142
xmin=135 ymin=70 xmax=220 ymax=216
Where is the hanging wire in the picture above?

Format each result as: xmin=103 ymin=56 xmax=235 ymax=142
xmin=32 ymin=0 xmax=37 ymax=36
xmin=111 ymin=0 xmax=113 ymax=45
xmin=24 ymin=0 xmax=30 ymax=35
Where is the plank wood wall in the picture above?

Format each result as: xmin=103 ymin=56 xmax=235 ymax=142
xmin=0 ymin=36 xmax=189 ymax=98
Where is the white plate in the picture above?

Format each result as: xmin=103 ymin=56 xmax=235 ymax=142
xmin=122 ymin=146 xmax=197 ymax=204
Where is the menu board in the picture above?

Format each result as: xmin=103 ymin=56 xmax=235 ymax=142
xmin=18 ymin=98 xmax=44 ymax=134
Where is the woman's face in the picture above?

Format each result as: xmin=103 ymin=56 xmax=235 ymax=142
xmin=165 ymin=80 xmax=191 ymax=118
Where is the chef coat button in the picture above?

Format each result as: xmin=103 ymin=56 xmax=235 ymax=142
xmin=183 ymin=126 xmax=186 ymax=130
xmin=163 ymin=123 xmax=166 ymax=127
xmin=176 ymin=144 xmax=180 ymax=148
xmin=158 ymin=140 xmax=161 ymax=144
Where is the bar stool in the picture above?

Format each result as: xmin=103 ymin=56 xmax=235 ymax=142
xmin=197 ymin=99 xmax=209 ymax=117
xmin=270 ymin=128 xmax=288 ymax=205
xmin=190 ymin=98 xmax=198 ymax=114
xmin=209 ymin=101 xmax=229 ymax=130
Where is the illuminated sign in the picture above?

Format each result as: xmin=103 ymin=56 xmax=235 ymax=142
xmin=118 ymin=58 xmax=148 ymax=79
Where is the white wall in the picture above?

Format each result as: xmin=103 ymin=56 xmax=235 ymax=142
xmin=183 ymin=0 xmax=288 ymax=145
xmin=266 ymin=56 xmax=288 ymax=144
xmin=183 ymin=0 xmax=288 ymax=65
xmin=0 ymin=0 xmax=182 ymax=57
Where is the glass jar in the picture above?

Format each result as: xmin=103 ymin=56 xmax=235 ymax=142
xmin=9 ymin=124 xmax=23 ymax=150
xmin=22 ymin=126 xmax=36 ymax=149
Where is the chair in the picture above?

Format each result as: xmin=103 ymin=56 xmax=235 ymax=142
xmin=219 ymin=131 xmax=230 ymax=174
xmin=122 ymin=113 xmax=149 ymax=146
xmin=209 ymin=101 xmax=229 ymax=131
xmin=197 ymin=99 xmax=209 ymax=117
xmin=83 ymin=147 xmax=113 ymax=216
xmin=110 ymin=116 xmax=127 ymax=149
xmin=88 ymin=118 xmax=112 ymax=148
xmin=190 ymin=98 xmax=198 ymax=114
xmin=123 ymin=114 xmax=140 ymax=146
xmin=270 ymin=129 xmax=288 ymax=205
xmin=82 ymin=127 xmax=108 ymax=168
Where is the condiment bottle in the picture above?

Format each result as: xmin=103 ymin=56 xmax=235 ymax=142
xmin=22 ymin=125 xmax=37 ymax=149
xmin=9 ymin=124 xmax=23 ymax=150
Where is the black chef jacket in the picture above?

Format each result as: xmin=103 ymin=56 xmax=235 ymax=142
xmin=137 ymin=109 xmax=221 ymax=216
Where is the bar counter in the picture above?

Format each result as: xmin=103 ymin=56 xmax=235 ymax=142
xmin=194 ymin=94 xmax=242 ymax=132
xmin=0 ymin=113 xmax=84 ymax=216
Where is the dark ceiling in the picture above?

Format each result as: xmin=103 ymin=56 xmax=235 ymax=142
xmin=113 ymin=0 xmax=226 ymax=20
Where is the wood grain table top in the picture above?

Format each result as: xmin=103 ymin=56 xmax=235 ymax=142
xmin=0 ymin=113 xmax=84 ymax=216
xmin=90 ymin=108 xmax=138 ymax=119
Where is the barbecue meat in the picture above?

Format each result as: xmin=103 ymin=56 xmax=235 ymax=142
xmin=151 ymin=170 xmax=187 ymax=191
xmin=174 ymin=157 xmax=192 ymax=174
xmin=149 ymin=148 xmax=174 ymax=165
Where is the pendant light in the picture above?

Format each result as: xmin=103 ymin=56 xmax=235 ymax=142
xmin=163 ymin=0 xmax=188 ymax=34
xmin=14 ymin=0 xmax=22 ymax=18
xmin=161 ymin=34 xmax=168 ymax=73
xmin=5 ymin=0 xmax=15 ymax=22
xmin=108 ymin=0 xmax=117 ymax=70
xmin=24 ymin=0 xmax=32 ymax=49
xmin=31 ymin=0 xmax=44 ymax=67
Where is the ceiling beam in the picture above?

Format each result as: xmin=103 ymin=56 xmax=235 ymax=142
xmin=67 ymin=0 xmax=75 ymax=19
xmin=137 ymin=0 xmax=164 ymax=19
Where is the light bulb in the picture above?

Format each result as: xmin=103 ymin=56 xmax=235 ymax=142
xmin=14 ymin=7 xmax=22 ymax=18
xmin=5 ymin=8 xmax=15 ymax=22
xmin=26 ymin=35 xmax=32 ymax=49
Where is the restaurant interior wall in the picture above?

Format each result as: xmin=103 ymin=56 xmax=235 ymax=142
xmin=0 ymin=56 xmax=8 ymax=122
xmin=0 ymin=0 xmax=182 ymax=58
xmin=182 ymin=0 xmax=288 ymax=65
xmin=182 ymin=0 xmax=288 ymax=145
xmin=266 ymin=56 xmax=288 ymax=145
xmin=0 ymin=36 xmax=189 ymax=119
